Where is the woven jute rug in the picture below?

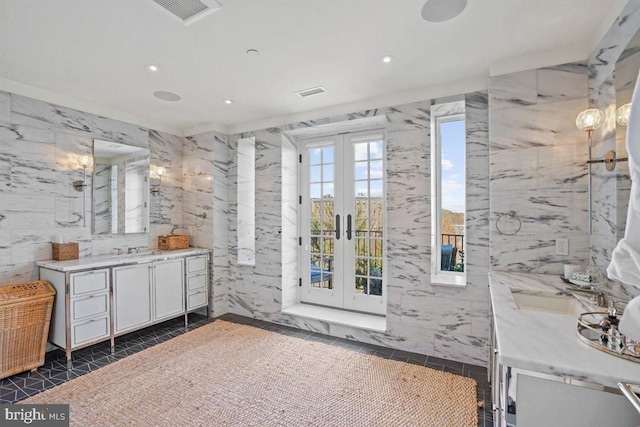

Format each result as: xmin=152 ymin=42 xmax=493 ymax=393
xmin=25 ymin=320 xmax=478 ymax=426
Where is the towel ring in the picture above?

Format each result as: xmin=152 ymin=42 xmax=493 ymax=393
xmin=496 ymin=211 xmax=522 ymax=236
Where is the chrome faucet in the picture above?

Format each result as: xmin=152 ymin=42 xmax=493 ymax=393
xmin=566 ymin=286 xmax=607 ymax=307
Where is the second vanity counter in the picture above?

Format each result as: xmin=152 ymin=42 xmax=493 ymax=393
xmin=36 ymin=247 xmax=211 ymax=272
xmin=489 ymin=271 xmax=640 ymax=389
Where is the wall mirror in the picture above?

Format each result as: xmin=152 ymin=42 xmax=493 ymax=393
xmin=614 ymin=28 xmax=640 ymax=240
xmin=92 ymin=139 xmax=150 ymax=235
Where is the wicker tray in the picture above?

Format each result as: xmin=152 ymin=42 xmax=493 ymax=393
xmin=158 ymin=235 xmax=189 ymax=250
xmin=0 ymin=281 xmax=56 ymax=379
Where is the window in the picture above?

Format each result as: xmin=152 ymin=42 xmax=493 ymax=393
xmin=431 ymin=102 xmax=466 ymax=286
xmin=237 ymin=137 xmax=256 ymax=266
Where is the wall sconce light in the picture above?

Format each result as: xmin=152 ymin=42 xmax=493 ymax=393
xmin=72 ymin=155 xmax=92 ymax=191
xmin=616 ymin=103 xmax=632 ymax=127
xmin=150 ymin=166 xmax=166 ymax=197
xmin=72 ymin=154 xmax=93 ymax=227
xmin=576 ymin=108 xmax=603 ymax=236
xmin=576 ymin=108 xmax=630 ymax=235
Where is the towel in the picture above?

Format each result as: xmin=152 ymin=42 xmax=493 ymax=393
xmin=607 ymin=66 xmax=640 ymax=288
xmin=607 ymin=63 xmax=640 ymax=341
xmin=620 ymin=296 xmax=640 ymax=341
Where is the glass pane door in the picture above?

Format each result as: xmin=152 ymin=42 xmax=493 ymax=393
xmin=300 ymin=139 xmax=344 ymax=308
xmin=299 ymin=132 xmax=385 ymax=315
xmin=344 ymin=136 xmax=386 ymax=314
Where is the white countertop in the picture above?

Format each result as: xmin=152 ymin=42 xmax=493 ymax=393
xmin=489 ymin=271 xmax=640 ymax=388
xmin=37 ymin=248 xmax=211 ymax=272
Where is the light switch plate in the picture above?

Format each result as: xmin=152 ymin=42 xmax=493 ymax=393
xmin=555 ymin=238 xmax=569 ymax=256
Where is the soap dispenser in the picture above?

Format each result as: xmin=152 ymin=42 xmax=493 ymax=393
xmin=607 ymin=301 xmax=620 ymax=327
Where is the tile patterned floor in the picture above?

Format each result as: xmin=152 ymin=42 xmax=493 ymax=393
xmin=1 ymin=313 xmax=493 ymax=426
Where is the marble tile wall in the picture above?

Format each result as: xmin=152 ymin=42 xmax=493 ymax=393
xmin=489 ymin=63 xmax=590 ymax=274
xmin=93 ymin=164 xmax=112 ymax=234
xmin=149 ymin=130 xmax=184 ymax=237
xmin=0 ymin=92 xmax=184 ymax=284
xmin=182 ymin=131 xmax=229 ymax=315
xmin=220 ymin=94 xmax=491 ymax=365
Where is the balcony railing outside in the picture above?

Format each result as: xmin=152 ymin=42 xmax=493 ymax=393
xmin=441 ymin=233 xmax=464 ymax=272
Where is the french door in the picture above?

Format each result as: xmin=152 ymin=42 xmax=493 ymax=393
xmin=299 ymin=131 xmax=386 ymax=315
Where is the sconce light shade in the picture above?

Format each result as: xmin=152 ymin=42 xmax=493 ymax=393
xmin=77 ymin=154 xmax=92 ymax=168
xmin=616 ymin=103 xmax=632 ymax=127
xmin=151 ymin=165 xmax=166 ymax=197
xmin=576 ymin=108 xmax=605 ymax=132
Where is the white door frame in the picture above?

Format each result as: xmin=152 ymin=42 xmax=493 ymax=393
xmin=297 ymin=130 xmax=387 ymax=315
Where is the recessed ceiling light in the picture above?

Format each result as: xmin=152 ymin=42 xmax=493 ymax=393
xmin=153 ymin=91 xmax=181 ymax=102
xmin=145 ymin=64 xmax=161 ymax=72
xmin=246 ymin=49 xmax=260 ymax=57
xmin=421 ymin=0 xmax=467 ymax=23
xmin=224 ymin=99 xmax=234 ymax=104
xmin=381 ymin=55 xmax=395 ymax=64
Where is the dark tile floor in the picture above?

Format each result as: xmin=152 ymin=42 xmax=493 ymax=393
xmin=0 ymin=313 xmax=212 ymax=404
xmin=1 ymin=312 xmax=493 ymax=426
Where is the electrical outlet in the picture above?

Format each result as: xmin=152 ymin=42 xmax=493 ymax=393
xmin=555 ymin=238 xmax=569 ymax=256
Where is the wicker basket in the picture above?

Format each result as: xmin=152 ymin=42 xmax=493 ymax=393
xmin=0 ymin=281 xmax=56 ymax=379
xmin=52 ymin=242 xmax=79 ymax=260
xmin=158 ymin=235 xmax=190 ymax=250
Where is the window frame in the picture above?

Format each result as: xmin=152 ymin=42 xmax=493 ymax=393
xmin=431 ymin=109 xmax=466 ymax=287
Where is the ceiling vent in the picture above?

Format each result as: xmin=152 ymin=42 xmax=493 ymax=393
xmin=150 ymin=0 xmax=223 ymax=26
xmin=295 ymin=86 xmax=328 ymax=98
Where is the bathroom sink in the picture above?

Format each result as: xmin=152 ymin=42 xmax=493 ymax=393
xmin=99 ymin=250 xmax=164 ymax=262
xmin=135 ymin=250 xmax=164 ymax=256
xmin=510 ymin=289 xmax=585 ymax=316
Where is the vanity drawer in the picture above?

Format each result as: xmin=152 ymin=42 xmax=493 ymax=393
xmin=71 ymin=315 xmax=110 ymax=348
xmin=70 ymin=269 xmax=109 ymax=298
xmin=187 ymin=290 xmax=207 ymax=311
xmin=71 ymin=293 xmax=110 ymax=322
xmin=186 ymin=273 xmax=207 ymax=292
xmin=186 ymin=256 xmax=207 ymax=274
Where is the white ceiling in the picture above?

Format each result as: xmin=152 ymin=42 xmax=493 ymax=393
xmin=0 ymin=0 xmax=628 ymax=136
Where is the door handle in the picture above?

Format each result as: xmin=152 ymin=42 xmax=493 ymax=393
xmin=346 ymin=214 xmax=352 ymax=240
xmin=335 ymin=214 xmax=340 ymax=240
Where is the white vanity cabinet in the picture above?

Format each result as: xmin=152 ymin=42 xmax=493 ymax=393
xmin=153 ymin=258 xmax=185 ymax=321
xmin=113 ymin=263 xmax=153 ymax=334
xmin=113 ymin=259 xmax=185 ymax=334
xmin=185 ymin=255 xmax=208 ymax=311
xmin=41 ymin=268 xmax=112 ymax=353
xmin=38 ymin=248 xmax=211 ymax=367
xmin=490 ymin=352 xmax=639 ymax=427
xmin=69 ymin=269 xmax=111 ymax=348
